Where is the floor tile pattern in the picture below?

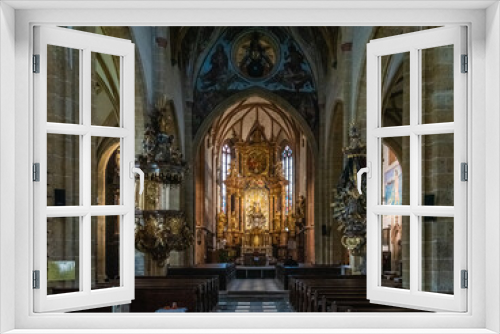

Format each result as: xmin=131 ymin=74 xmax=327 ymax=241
xmin=226 ymin=279 xmax=284 ymax=292
xmin=217 ymin=295 xmax=292 ymax=312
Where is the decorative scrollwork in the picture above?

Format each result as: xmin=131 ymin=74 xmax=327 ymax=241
xmin=135 ymin=211 xmax=194 ymax=267
xmin=332 ymin=123 xmax=367 ymax=256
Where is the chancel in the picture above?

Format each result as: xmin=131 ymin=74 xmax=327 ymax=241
xmin=43 ymin=25 xmax=455 ymax=313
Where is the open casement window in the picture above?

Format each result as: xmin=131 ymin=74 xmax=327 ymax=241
xmin=365 ymin=26 xmax=467 ymax=312
xmin=33 ymin=26 xmax=139 ymax=312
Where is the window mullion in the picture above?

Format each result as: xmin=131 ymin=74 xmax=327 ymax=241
xmin=409 ymin=47 xmax=420 ymax=294
xmin=82 ymin=48 xmax=92 ymax=294
xmin=82 ymin=214 xmax=91 ymax=292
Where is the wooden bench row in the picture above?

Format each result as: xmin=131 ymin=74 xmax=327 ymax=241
xmin=289 ymin=275 xmax=365 ymax=312
xmin=53 ymin=275 xmax=219 ymax=313
xmin=132 ymin=275 xmax=219 ymax=312
xmin=289 ymin=275 xmax=419 ymax=313
xmin=276 ymin=264 xmax=342 ymax=290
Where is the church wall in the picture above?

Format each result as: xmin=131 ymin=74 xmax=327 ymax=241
xmin=315 ymin=27 xmax=356 ymax=264
xmin=46 ymin=26 xmax=458 ymax=277
xmin=130 ymin=27 xmax=155 ymax=107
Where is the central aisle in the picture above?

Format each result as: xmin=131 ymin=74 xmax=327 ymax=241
xmin=217 ymin=295 xmax=292 ymax=312
xmin=218 ymin=279 xmax=292 ymax=312
xmin=226 ymin=278 xmax=283 ymax=292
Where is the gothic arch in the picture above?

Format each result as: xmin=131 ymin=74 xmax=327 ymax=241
xmin=192 ymin=87 xmax=319 ymax=162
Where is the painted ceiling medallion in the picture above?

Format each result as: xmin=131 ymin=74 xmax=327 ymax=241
xmin=232 ymin=31 xmax=280 ymax=81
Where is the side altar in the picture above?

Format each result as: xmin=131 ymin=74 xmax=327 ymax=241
xmin=216 ymin=124 xmax=302 ymax=262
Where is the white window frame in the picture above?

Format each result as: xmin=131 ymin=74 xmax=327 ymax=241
xmin=0 ymin=1 xmax=498 ymax=333
xmin=366 ymin=26 xmax=467 ymax=312
xmin=33 ymin=26 xmax=136 ymax=313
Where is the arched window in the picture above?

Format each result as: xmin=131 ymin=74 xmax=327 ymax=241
xmin=221 ymin=144 xmax=231 ymax=213
xmin=282 ymin=145 xmax=293 ymax=215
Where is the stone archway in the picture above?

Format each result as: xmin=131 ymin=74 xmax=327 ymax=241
xmin=191 ymin=90 xmax=318 ymax=265
xmin=192 ymin=87 xmax=319 ymax=161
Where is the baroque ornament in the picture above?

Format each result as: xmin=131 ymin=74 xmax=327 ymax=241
xmin=332 ymin=122 xmax=367 ymax=256
xmin=135 ymin=212 xmax=194 ymax=267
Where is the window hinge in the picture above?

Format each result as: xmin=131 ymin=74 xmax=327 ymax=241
xmin=33 ymin=163 xmax=40 ymax=182
xmin=461 ymin=162 xmax=468 ymax=181
xmin=461 ymin=270 xmax=468 ymax=289
xmin=33 ymin=54 xmax=40 ymax=73
xmin=32 ymin=270 xmax=40 ymax=289
xmin=461 ymin=54 xmax=468 ymax=73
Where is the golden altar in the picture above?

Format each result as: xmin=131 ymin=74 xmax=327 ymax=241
xmin=217 ymin=125 xmax=293 ymax=260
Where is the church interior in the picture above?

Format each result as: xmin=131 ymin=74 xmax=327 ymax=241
xmin=46 ymin=26 xmax=453 ymax=312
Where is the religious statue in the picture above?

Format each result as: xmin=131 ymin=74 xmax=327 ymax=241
xmin=144 ymin=180 xmax=159 ymax=210
xmin=230 ymin=211 xmax=238 ymax=230
xmin=155 ymin=95 xmax=176 ymax=134
xmin=217 ymin=209 xmax=227 ymax=238
xmin=228 ymin=160 xmax=238 ymax=177
xmin=275 ymin=160 xmax=284 ymax=178
xmin=155 ymin=133 xmax=173 ymax=162
xmin=142 ymin=126 xmax=157 ymax=163
xmin=247 ymin=201 xmax=266 ymax=229
xmin=391 ymin=218 xmax=402 ymax=272
xmin=296 ymin=195 xmax=306 ymax=219
xmin=273 ymin=210 xmax=282 ymax=231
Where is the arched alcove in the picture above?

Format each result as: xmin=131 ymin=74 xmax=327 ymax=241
xmin=193 ymin=94 xmax=316 ymax=265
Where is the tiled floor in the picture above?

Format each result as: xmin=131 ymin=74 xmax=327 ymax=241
xmin=218 ymin=279 xmax=291 ymax=312
xmin=226 ymin=278 xmax=284 ymax=292
xmin=217 ymin=295 xmax=292 ymax=312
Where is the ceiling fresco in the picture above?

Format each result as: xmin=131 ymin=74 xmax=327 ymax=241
xmin=191 ymin=27 xmax=319 ymax=138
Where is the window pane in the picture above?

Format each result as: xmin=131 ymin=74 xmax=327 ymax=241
xmin=421 ymin=45 xmax=454 ymax=124
xmin=422 ymin=216 xmax=454 ymax=294
xmin=421 ymin=134 xmax=454 ymax=206
xmin=91 ymin=137 xmax=121 ymax=205
xmin=381 ymin=138 xmax=409 ymax=205
xmin=47 ymin=45 xmax=80 ymax=124
xmin=47 ymin=134 xmax=80 ymax=206
xmin=381 ymin=52 xmax=410 ymax=127
xmin=92 ymin=216 xmax=121 ymax=290
xmin=47 ymin=217 xmax=80 ymax=295
xmin=381 ymin=215 xmax=410 ymax=290
xmin=91 ymin=52 xmax=120 ymax=127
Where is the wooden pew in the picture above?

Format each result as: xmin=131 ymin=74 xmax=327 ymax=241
xmin=287 ymin=275 xmax=413 ymax=312
xmin=162 ymin=275 xmax=219 ymax=311
xmin=276 ymin=264 xmax=343 ymax=290
xmin=288 ymin=275 xmax=363 ymax=308
xmin=52 ymin=277 xmax=219 ymax=313
xmin=132 ymin=276 xmax=218 ymax=312
xmin=288 ymin=276 xmax=366 ymax=311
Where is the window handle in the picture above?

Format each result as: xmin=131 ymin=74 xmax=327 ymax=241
xmin=130 ymin=161 xmax=144 ymax=195
xmin=357 ymin=162 xmax=371 ymax=195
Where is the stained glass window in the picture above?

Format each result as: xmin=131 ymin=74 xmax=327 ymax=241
xmin=221 ymin=144 xmax=231 ymax=213
xmin=282 ymin=146 xmax=293 ymax=215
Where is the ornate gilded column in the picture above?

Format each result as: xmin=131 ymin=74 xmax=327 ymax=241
xmin=227 ymin=192 xmax=232 ymax=228
xmin=235 ymin=194 xmax=240 ymax=231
